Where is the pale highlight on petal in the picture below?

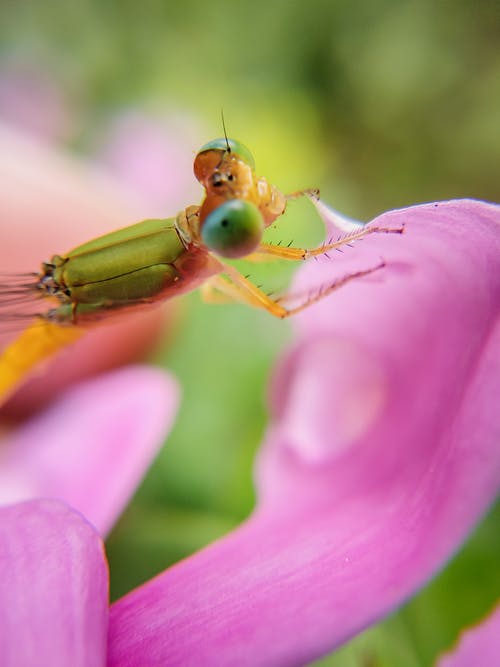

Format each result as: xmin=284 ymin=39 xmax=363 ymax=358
xmin=312 ymin=197 xmax=364 ymax=233
xmin=0 ymin=366 xmax=179 ymax=535
xmin=274 ymin=337 xmax=387 ymax=463
xmin=0 ymin=499 xmax=108 ymax=667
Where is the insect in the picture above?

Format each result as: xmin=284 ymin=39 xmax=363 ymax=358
xmin=0 ymin=136 xmax=402 ymax=402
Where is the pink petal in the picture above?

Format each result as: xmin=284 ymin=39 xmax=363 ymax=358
xmin=97 ymin=110 xmax=202 ymax=217
xmin=312 ymin=198 xmax=364 ymax=233
xmin=0 ymin=122 xmax=145 ymax=279
xmin=0 ymin=62 xmax=72 ymax=143
xmin=437 ymin=605 xmax=500 ymax=667
xmin=0 ymin=499 xmax=108 ymax=667
xmin=0 ymin=366 xmax=179 ymax=536
xmin=108 ymin=200 xmax=500 ymax=666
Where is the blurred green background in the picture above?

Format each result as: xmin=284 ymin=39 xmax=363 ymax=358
xmin=1 ymin=1 xmax=499 ymax=665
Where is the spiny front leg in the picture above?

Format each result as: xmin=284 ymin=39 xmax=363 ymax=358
xmin=221 ymin=261 xmax=386 ymax=319
xmin=285 ymin=187 xmax=320 ymax=202
xmin=199 ymin=275 xmax=245 ymax=305
xmin=255 ymin=223 xmax=405 ymax=262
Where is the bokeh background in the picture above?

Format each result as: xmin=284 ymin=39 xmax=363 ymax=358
xmin=1 ymin=1 xmax=499 ymax=665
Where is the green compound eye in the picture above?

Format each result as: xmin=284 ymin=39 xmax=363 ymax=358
xmin=201 ymin=200 xmax=264 ymax=259
xmin=197 ymin=138 xmax=255 ymax=170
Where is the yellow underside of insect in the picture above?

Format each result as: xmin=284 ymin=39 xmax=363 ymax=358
xmin=0 ymin=321 xmax=83 ymax=403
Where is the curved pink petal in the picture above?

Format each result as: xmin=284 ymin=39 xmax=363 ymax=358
xmin=108 ymin=200 xmax=500 ymax=666
xmin=437 ymin=604 xmax=500 ymax=667
xmin=0 ymin=366 xmax=179 ymax=536
xmin=0 ymin=499 xmax=108 ymax=667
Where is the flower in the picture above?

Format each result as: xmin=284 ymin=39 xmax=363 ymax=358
xmin=107 ymin=199 xmax=500 ymax=665
xmin=1 ymin=120 xmax=499 ymax=663
xmin=0 ymin=366 xmax=179 ymax=536
xmin=0 ymin=500 xmax=108 ymax=667
xmin=0 ymin=365 xmax=179 ymax=666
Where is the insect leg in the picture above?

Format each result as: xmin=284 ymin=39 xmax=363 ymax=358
xmin=256 ymin=224 xmax=404 ymax=262
xmin=220 ymin=261 xmax=385 ymax=319
xmin=285 ymin=188 xmax=320 ymax=201
xmin=199 ymin=276 xmax=245 ymax=305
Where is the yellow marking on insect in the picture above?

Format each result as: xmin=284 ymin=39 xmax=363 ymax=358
xmin=0 ymin=321 xmax=83 ymax=404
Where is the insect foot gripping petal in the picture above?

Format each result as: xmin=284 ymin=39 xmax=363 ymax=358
xmin=0 ymin=320 xmax=83 ymax=405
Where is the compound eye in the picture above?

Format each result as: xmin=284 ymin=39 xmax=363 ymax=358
xmin=201 ymin=200 xmax=264 ymax=259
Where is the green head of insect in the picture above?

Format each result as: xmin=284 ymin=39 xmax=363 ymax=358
xmin=201 ymin=199 xmax=264 ymax=259
xmin=193 ymin=138 xmax=255 ymax=186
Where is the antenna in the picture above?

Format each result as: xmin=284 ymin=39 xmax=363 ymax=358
xmin=221 ymin=109 xmax=231 ymax=153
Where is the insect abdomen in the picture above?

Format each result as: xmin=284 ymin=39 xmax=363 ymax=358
xmin=59 ymin=221 xmax=184 ymax=284
xmin=65 ymin=264 xmax=179 ymax=304
xmin=43 ymin=219 xmax=189 ymax=320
